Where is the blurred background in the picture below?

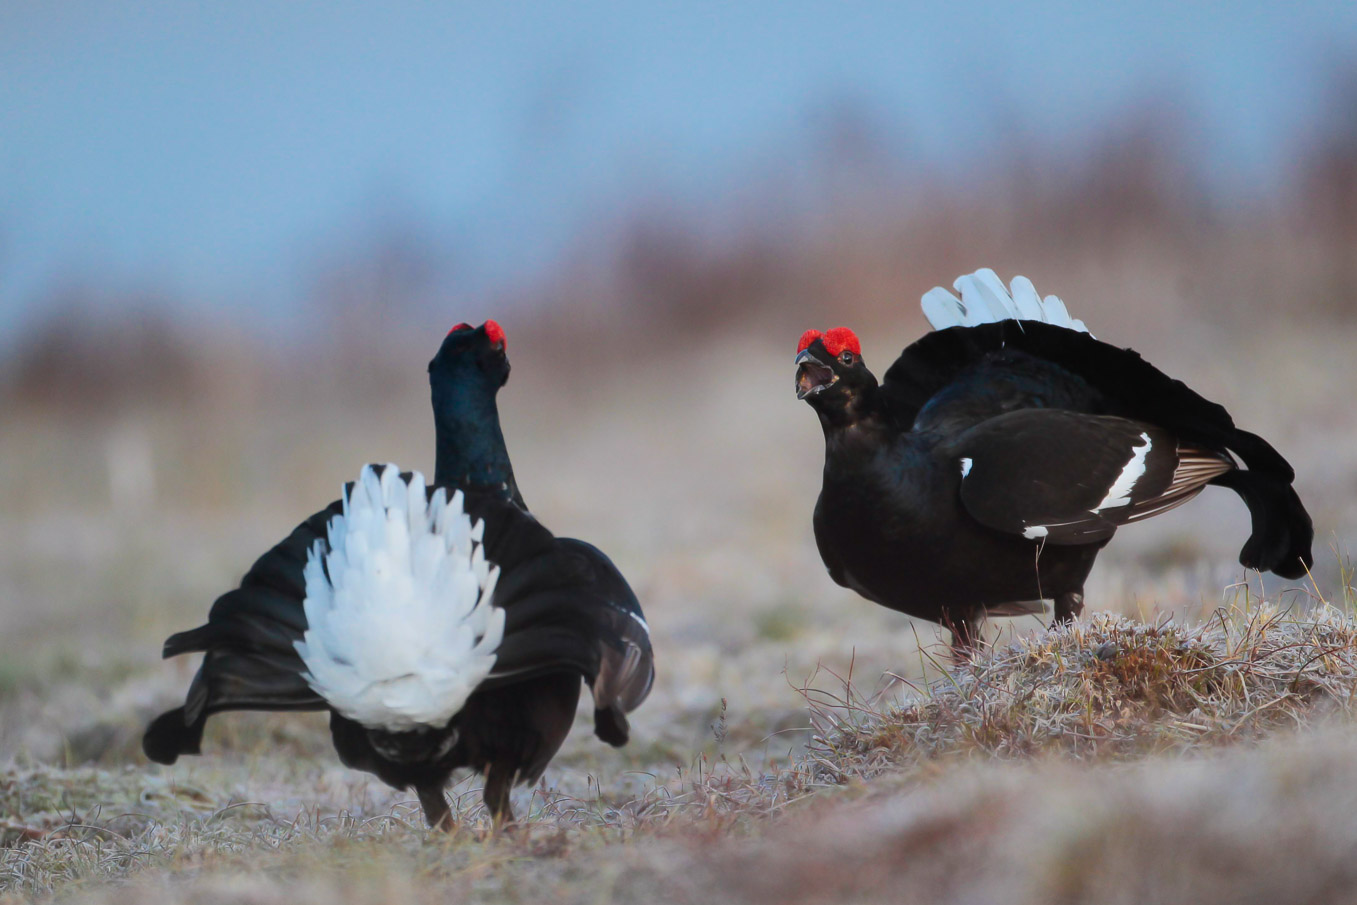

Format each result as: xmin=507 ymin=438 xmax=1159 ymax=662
xmin=3 ymin=1 xmax=1357 ymax=764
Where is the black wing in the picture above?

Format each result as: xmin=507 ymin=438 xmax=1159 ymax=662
xmin=883 ymin=321 xmax=1312 ymax=577
xmin=144 ymin=499 xmax=339 ymax=764
xmin=471 ymin=521 xmax=654 ymax=748
xmin=949 ymin=410 xmax=1234 ymax=544
xmin=558 ymin=539 xmax=654 ymax=746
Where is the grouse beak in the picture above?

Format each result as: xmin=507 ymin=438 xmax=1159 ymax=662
xmin=795 ymin=349 xmax=837 ymax=400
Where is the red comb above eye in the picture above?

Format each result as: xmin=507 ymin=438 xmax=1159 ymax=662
xmin=821 ymin=327 xmax=861 ymax=357
xmin=484 ymin=319 xmax=506 ymax=347
xmin=797 ymin=329 xmax=823 ymax=353
xmin=448 ymin=322 xmax=472 ymax=336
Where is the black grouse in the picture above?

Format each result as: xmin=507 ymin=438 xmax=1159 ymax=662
xmin=144 ymin=322 xmax=654 ymax=830
xmin=795 ymin=269 xmax=1313 ymax=656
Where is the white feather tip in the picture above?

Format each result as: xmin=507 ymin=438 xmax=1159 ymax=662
xmin=295 ymin=464 xmax=504 ymax=731
xmin=920 ymin=270 xmax=1092 ymax=337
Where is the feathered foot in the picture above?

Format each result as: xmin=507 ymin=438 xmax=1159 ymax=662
xmin=483 ymin=762 xmax=516 ymax=834
xmin=417 ymin=784 xmax=453 ymax=832
xmin=1052 ymin=589 xmax=1085 ymax=627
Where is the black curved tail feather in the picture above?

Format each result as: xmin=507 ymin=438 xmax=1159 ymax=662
xmin=143 ymin=706 xmax=206 ymax=765
xmin=1211 ymin=469 xmax=1314 ymax=579
xmin=162 ymin=626 xmax=215 ymax=659
xmin=1226 ymin=428 xmax=1296 ymax=482
xmin=593 ymin=706 xmax=630 ymax=747
xmin=882 ymin=322 xmax=1238 ymax=443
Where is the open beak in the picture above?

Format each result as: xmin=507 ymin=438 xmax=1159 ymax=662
xmin=795 ymin=349 xmax=837 ymax=400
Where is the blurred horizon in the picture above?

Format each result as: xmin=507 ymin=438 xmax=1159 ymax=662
xmin=4 ymin=1 xmax=1357 ymax=344
xmin=3 ymin=2 xmax=1356 ymax=591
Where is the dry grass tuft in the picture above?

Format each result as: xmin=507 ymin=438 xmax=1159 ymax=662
xmin=806 ymin=598 xmax=1357 ymax=782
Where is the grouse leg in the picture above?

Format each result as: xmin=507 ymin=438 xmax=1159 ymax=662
xmin=417 ymin=783 xmax=453 ymax=831
xmin=483 ymin=762 xmax=517 ymax=832
xmin=1052 ymin=589 xmax=1085 ymax=627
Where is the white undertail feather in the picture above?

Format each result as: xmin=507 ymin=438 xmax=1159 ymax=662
xmin=295 ymin=464 xmax=504 ymax=732
xmin=921 ymin=268 xmax=1092 ymax=336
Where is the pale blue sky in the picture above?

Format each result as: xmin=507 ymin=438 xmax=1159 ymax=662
xmin=3 ymin=1 xmax=1355 ymax=333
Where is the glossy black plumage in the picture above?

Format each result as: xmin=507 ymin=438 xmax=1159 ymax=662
xmin=798 ymin=292 xmax=1313 ymax=656
xmin=145 ymin=324 xmax=654 ymax=829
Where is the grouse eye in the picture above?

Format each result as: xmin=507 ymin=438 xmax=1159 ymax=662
xmin=840 ymin=350 xmax=854 ymax=364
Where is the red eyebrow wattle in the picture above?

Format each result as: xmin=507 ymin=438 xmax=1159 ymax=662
xmin=821 ymin=327 xmax=861 ymax=357
xmin=797 ymin=329 xmax=823 ymax=353
xmin=484 ymin=320 xmax=506 ymax=347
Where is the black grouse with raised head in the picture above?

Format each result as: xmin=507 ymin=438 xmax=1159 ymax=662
xmin=796 ymin=269 xmax=1313 ymax=656
xmin=144 ymin=322 xmax=654 ymax=829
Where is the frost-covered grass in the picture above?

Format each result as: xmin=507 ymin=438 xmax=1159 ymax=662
xmin=807 ymin=595 xmax=1357 ymax=779
xmin=5 ymin=594 xmax=1357 ymax=903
